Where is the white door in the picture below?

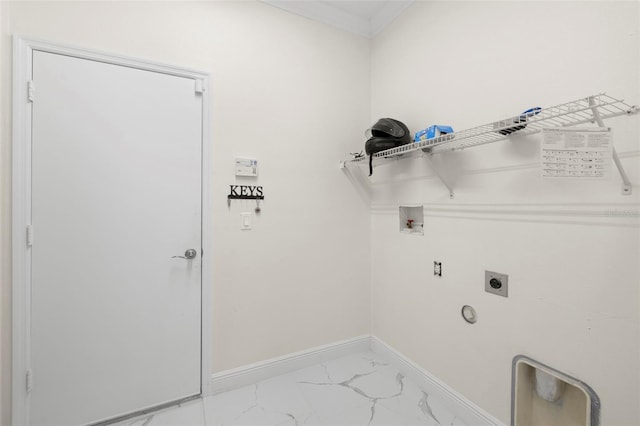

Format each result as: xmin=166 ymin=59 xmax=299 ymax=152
xmin=29 ymin=50 xmax=203 ymax=425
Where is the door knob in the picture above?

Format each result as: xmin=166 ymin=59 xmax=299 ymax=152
xmin=172 ymin=249 xmax=197 ymax=259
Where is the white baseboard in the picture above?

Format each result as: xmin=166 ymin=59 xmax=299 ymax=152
xmin=371 ymin=336 xmax=505 ymax=426
xmin=209 ymin=335 xmax=371 ymax=395
xmin=208 ymin=334 xmax=504 ymax=425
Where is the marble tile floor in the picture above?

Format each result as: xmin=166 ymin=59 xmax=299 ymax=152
xmin=117 ymin=351 xmax=467 ymax=426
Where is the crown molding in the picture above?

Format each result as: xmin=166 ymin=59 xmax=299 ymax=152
xmin=261 ymin=0 xmax=414 ymax=39
xmin=370 ymin=1 xmax=413 ymax=37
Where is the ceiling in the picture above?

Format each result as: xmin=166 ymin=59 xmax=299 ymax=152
xmin=261 ymin=1 xmax=414 ymax=38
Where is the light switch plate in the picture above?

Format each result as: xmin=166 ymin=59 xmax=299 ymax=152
xmin=240 ymin=212 xmax=251 ymax=230
xmin=485 ymin=270 xmax=508 ymax=297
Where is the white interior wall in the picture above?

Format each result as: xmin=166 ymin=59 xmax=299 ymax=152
xmin=369 ymin=1 xmax=640 ymax=425
xmin=2 ymin=1 xmax=639 ymax=425
xmin=0 ymin=2 xmax=371 ymax=423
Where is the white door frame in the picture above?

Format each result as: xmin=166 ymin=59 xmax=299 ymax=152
xmin=12 ymin=36 xmax=214 ymax=425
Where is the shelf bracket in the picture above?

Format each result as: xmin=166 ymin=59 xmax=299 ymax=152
xmin=588 ymin=96 xmax=632 ymax=195
xmin=340 ymin=161 xmax=372 ymax=205
xmin=423 ymin=154 xmax=455 ymax=199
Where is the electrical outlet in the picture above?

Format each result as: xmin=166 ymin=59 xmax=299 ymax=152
xmin=434 ymin=261 xmax=442 ymax=277
xmin=485 ymin=270 xmax=508 ymax=297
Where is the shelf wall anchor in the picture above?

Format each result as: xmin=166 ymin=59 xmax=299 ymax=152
xmin=588 ymin=97 xmax=633 ymax=195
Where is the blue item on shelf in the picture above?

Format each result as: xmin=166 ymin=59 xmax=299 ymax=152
xmin=414 ymin=125 xmax=454 ymax=143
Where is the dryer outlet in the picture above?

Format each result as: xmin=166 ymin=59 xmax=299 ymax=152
xmin=485 ymin=270 xmax=508 ymax=297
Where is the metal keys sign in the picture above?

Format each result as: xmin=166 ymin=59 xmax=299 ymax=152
xmin=228 ymin=185 xmax=264 ymax=200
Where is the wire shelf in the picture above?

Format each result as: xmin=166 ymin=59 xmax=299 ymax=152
xmin=345 ymin=93 xmax=637 ymax=165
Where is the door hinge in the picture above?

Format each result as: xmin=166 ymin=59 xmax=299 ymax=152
xmin=194 ymin=79 xmax=205 ymax=95
xmin=27 ymin=80 xmax=35 ymax=102
xmin=26 ymin=225 xmax=34 ymax=247
xmin=26 ymin=369 xmax=33 ymax=394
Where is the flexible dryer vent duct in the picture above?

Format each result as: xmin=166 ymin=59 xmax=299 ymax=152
xmin=511 ymin=355 xmax=601 ymax=426
xmin=535 ymin=369 xmax=565 ymax=403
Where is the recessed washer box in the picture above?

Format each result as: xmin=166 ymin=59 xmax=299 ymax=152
xmin=399 ymin=206 xmax=423 ymax=236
